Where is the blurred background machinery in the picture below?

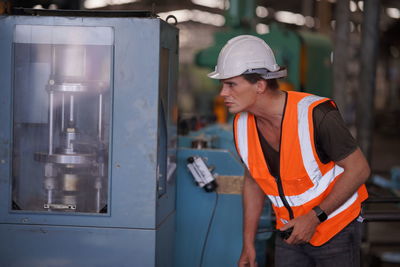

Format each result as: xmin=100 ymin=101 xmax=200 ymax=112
xmin=0 ymin=8 xmax=178 ymax=267
xmin=191 ymin=0 xmax=333 ymax=122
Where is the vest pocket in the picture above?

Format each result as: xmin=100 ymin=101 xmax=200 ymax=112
xmin=280 ymin=174 xmax=314 ymax=195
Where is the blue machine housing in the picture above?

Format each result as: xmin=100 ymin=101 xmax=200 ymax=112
xmin=175 ymin=124 xmax=273 ymax=267
xmin=0 ymin=11 xmax=178 ymax=267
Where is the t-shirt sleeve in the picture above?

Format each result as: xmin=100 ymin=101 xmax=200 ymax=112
xmin=313 ymin=101 xmax=358 ymax=163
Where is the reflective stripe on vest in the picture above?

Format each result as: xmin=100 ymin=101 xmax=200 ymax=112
xmin=236 ymin=112 xmax=249 ymax=167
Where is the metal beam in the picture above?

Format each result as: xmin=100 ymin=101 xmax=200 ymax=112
xmin=316 ymin=0 xmax=332 ymax=34
xmin=92 ymin=1 xmax=225 ymax=15
xmin=333 ymin=0 xmax=350 ymax=121
xmin=357 ymin=0 xmax=381 ymax=162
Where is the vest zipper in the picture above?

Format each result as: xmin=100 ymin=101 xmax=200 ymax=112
xmin=274 ymin=175 xmax=294 ymax=220
xmin=277 ymin=92 xmax=294 ymax=220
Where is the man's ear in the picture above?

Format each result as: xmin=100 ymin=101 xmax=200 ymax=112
xmin=256 ymin=79 xmax=267 ymax=94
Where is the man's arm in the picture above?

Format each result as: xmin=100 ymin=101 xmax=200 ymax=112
xmin=281 ymin=147 xmax=370 ymax=245
xmin=238 ymin=167 xmax=265 ymax=267
xmin=319 ymin=147 xmax=370 ymax=214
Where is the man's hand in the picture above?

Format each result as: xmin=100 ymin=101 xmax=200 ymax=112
xmin=280 ymin=210 xmax=320 ymax=245
xmin=238 ymin=245 xmax=257 ymax=267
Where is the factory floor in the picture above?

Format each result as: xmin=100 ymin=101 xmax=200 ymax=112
xmin=362 ymin=131 xmax=400 ymax=267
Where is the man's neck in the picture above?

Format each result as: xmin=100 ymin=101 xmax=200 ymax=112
xmin=250 ymin=90 xmax=287 ymax=126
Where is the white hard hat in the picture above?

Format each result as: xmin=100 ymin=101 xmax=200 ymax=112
xmin=208 ymin=35 xmax=287 ymax=80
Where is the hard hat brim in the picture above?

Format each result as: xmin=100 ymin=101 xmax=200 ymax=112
xmin=207 ymin=70 xmax=221 ymax=79
xmin=208 ymin=68 xmax=287 ymax=80
xmin=207 ymin=70 xmax=235 ymax=80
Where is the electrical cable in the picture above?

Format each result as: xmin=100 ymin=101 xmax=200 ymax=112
xmin=199 ymin=191 xmax=219 ymax=267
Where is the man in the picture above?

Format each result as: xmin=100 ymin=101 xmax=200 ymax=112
xmin=207 ymin=35 xmax=370 ymax=267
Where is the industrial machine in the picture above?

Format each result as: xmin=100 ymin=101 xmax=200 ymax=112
xmin=175 ymin=124 xmax=273 ymax=267
xmin=0 ymin=8 xmax=178 ymax=267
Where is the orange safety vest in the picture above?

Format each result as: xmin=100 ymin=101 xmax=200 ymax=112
xmin=233 ymin=91 xmax=368 ymax=246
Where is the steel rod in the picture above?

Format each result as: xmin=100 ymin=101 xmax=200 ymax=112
xmin=96 ymin=189 xmax=101 ymax=212
xmin=98 ymin=94 xmax=103 ymax=141
xmin=69 ymin=94 xmax=74 ymax=124
xmin=61 ymin=93 xmax=65 ymax=131
xmin=51 ymin=45 xmax=55 ymax=76
xmin=48 ymin=92 xmax=54 ymax=155
xmin=47 ymin=189 xmax=53 ymax=204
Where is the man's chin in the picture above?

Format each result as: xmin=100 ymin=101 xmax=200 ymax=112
xmin=228 ymin=107 xmax=241 ymax=114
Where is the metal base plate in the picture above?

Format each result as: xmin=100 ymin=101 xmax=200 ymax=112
xmin=34 ymin=152 xmax=95 ymax=165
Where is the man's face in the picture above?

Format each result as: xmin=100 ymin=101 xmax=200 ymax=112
xmin=219 ymin=76 xmax=258 ymax=114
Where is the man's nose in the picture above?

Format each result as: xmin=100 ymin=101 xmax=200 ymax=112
xmin=219 ymin=86 xmax=229 ymax=97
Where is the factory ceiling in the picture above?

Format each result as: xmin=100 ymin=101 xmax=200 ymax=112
xmin=7 ymin=0 xmax=400 ymax=35
xmin=9 ymin=0 xmax=400 ymax=15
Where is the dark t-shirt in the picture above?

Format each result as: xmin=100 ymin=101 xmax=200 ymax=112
xmin=256 ymin=100 xmax=357 ymax=178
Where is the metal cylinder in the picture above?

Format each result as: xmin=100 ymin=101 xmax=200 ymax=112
xmin=62 ymin=129 xmax=77 ymax=154
xmin=62 ymin=174 xmax=79 ymax=192
xmin=55 ymin=45 xmax=86 ymax=80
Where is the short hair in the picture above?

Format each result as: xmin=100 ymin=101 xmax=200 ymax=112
xmin=242 ymin=73 xmax=279 ymax=90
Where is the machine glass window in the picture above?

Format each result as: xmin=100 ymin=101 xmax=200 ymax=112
xmin=11 ymin=25 xmax=114 ymax=214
